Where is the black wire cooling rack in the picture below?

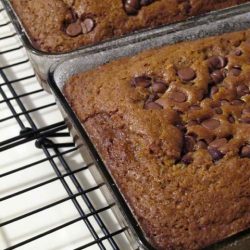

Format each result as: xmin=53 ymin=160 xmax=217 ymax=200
xmin=0 ymin=5 xmax=134 ymax=250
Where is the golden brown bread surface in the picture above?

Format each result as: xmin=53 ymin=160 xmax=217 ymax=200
xmin=11 ymin=0 xmax=250 ymax=52
xmin=64 ymin=30 xmax=250 ymax=249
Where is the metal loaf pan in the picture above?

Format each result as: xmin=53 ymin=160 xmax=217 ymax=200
xmin=48 ymin=10 xmax=250 ymax=250
xmin=2 ymin=0 xmax=250 ymax=93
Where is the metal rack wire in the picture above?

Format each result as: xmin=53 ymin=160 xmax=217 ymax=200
xmin=0 ymin=5 xmax=133 ymax=250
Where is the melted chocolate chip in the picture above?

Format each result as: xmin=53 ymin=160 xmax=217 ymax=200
xmin=211 ymin=70 xmax=224 ymax=83
xmin=235 ymin=50 xmax=242 ymax=56
xmin=196 ymin=140 xmax=207 ymax=150
xmin=208 ymin=56 xmax=228 ymax=70
xmin=140 ymin=0 xmax=154 ymax=5
xmin=236 ymin=84 xmax=249 ymax=97
xmin=210 ymin=86 xmax=219 ymax=96
xmin=242 ymin=107 xmax=250 ymax=114
xmin=240 ymin=145 xmax=250 ymax=158
xmin=132 ymin=75 xmax=152 ymax=87
xmin=152 ymin=81 xmax=167 ymax=94
xmin=201 ymin=119 xmax=220 ymax=130
xmin=65 ymin=16 xmax=95 ymax=37
xmin=177 ymin=68 xmax=196 ymax=82
xmin=66 ymin=22 xmax=82 ymax=37
xmin=169 ymin=90 xmax=187 ymax=103
xmin=230 ymin=65 xmax=241 ymax=76
xmin=208 ymin=148 xmax=224 ymax=161
xmin=124 ymin=3 xmax=138 ymax=14
xmin=209 ymin=138 xmax=227 ymax=149
xmin=155 ymin=97 xmax=168 ymax=109
xmin=124 ymin=0 xmax=154 ymax=15
xmin=184 ymin=135 xmax=196 ymax=152
xmin=240 ymin=117 xmax=250 ymax=124
xmin=81 ymin=18 xmax=95 ymax=34
xmin=124 ymin=0 xmax=140 ymax=14
xmin=228 ymin=115 xmax=235 ymax=123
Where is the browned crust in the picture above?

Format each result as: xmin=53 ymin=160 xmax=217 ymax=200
xmin=64 ymin=30 xmax=250 ymax=249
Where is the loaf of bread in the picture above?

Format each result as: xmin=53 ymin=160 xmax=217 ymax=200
xmin=64 ymin=30 xmax=250 ymax=249
xmin=11 ymin=0 xmax=250 ymax=52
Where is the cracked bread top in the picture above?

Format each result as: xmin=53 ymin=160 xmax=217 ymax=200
xmin=11 ymin=0 xmax=250 ymax=52
xmin=64 ymin=30 xmax=250 ymax=249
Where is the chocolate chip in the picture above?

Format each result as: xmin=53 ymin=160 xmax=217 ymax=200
xmin=214 ymin=107 xmax=223 ymax=115
xmin=66 ymin=22 xmax=82 ymax=37
xmin=209 ymin=138 xmax=227 ymax=149
xmin=210 ymin=86 xmax=219 ymax=96
xmin=124 ymin=0 xmax=140 ymax=15
xmin=127 ymin=0 xmax=140 ymax=8
xmin=81 ymin=18 xmax=95 ymax=34
xmin=155 ymin=97 xmax=169 ymax=109
xmin=236 ymin=84 xmax=249 ymax=97
xmin=197 ymin=91 xmax=204 ymax=101
xmin=196 ymin=140 xmax=207 ymax=150
xmin=144 ymin=101 xmax=163 ymax=110
xmin=177 ymin=68 xmax=196 ymax=82
xmin=208 ymin=148 xmax=224 ymax=161
xmin=132 ymin=75 xmax=152 ymax=87
xmin=231 ymin=99 xmax=245 ymax=106
xmin=210 ymin=70 xmax=224 ymax=83
xmin=169 ymin=90 xmax=187 ymax=103
xmin=140 ymin=0 xmax=153 ymax=5
xmin=207 ymin=56 xmax=228 ymax=70
xmin=201 ymin=118 xmax=220 ymax=130
xmin=184 ymin=135 xmax=196 ymax=152
xmin=228 ymin=115 xmax=235 ymax=123
xmin=240 ymin=117 xmax=250 ymax=124
xmin=181 ymin=154 xmax=193 ymax=165
xmin=242 ymin=107 xmax=250 ymax=114
xmin=235 ymin=50 xmax=242 ymax=56
xmin=124 ymin=0 xmax=154 ymax=14
xmin=240 ymin=145 xmax=250 ymax=158
xmin=152 ymin=81 xmax=167 ymax=94
xmin=124 ymin=3 xmax=138 ymax=14
xmin=231 ymin=66 xmax=241 ymax=76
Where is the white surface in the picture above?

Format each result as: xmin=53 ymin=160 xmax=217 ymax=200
xmin=0 ymin=5 xmax=134 ymax=250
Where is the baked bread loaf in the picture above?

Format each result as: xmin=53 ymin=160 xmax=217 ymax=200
xmin=11 ymin=0 xmax=250 ymax=52
xmin=64 ymin=30 xmax=250 ymax=249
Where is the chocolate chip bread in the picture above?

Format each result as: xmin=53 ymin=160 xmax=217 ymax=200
xmin=11 ymin=0 xmax=250 ymax=52
xmin=64 ymin=30 xmax=250 ymax=249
